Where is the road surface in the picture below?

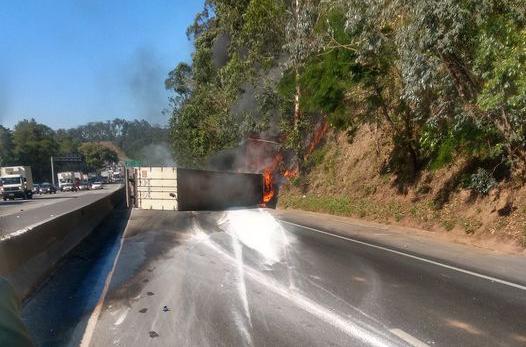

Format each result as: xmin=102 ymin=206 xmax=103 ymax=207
xmin=0 ymin=185 xmax=122 ymax=237
xmin=22 ymin=208 xmax=526 ymax=347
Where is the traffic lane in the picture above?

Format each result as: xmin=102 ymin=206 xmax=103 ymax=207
xmin=89 ymin=209 xmax=526 ymax=347
xmin=0 ymin=185 xmax=122 ymax=236
xmin=88 ymin=209 xmax=404 ymax=347
xmin=0 ymin=192 xmax=74 ymax=217
xmin=279 ymin=221 xmax=526 ymax=347
xmin=272 ymin=209 xmax=526 ymax=286
xmin=195 ymin=210 xmax=526 ymax=346
xmin=0 ymin=189 xmax=112 ymax=217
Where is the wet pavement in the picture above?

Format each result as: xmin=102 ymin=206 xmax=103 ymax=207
xmin=23 ymin=208 xmax=526 ymax=346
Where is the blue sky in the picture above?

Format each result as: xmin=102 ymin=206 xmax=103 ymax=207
xmin=0 ymin=0 xmax=204 ymax=129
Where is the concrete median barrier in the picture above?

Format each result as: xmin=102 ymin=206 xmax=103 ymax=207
xmin=0 ymin=187 xmax=124 ymax=299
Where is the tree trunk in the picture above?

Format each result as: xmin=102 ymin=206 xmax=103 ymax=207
xmin=440 ymin=51 xmax=478 ymax=101
xmin=293 ymin=0 xmax=301 ymax=132
xmin=403 ymin=109 xmax=420 ymax=175
xmin=376 ymin=87 xmax=420 ymax=176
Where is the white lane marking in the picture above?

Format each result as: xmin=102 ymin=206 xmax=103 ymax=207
xmin=389 ymin=329 xmax=429 ymax=347
xmin=280 ymin=220 xmax=526 ymax=291
xmin=79 ymin=214 xmax=130 ymax=347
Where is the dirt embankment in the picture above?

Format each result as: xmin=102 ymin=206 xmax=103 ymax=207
xmin=278 ymin=125 xmax=526 ymax=253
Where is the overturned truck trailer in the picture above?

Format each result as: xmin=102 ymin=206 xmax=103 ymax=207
xmin=128 ymin=167 xmax=269 ymax=211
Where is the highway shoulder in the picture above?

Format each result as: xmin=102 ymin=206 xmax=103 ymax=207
xmin=272 ymin=208 xmax=526 ymax=288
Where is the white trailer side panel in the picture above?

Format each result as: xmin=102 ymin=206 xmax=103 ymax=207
xmin=135 ymin=167 xmax=178 ymax=210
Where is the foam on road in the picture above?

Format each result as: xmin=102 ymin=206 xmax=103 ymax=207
xmin=70 ymin=209 xmax=526 ymax=347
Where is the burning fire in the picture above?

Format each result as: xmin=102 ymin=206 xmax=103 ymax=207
xmin=262 ymin=154 xmax=299 ymax=205
xmin=258 ymin=119 xmax=328 ymax=204
xmin=305 ymin=118 xmax=329 ymax=157
xmin=262 ymin=168 xmax=274 ymax=203
xmin=283 ymin=167 xmax=299 ymax=179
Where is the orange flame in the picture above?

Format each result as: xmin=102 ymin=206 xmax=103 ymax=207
xmin=306 ymin=118 xmax=329 ymax=156
xmin=283 ymin=167 xmax=299 ymax=179
xmin=262 ymin=168 xmax=274 ymax=203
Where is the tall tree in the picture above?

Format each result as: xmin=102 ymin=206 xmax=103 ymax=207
xmin=167 ymin=0 xmax=526 ymax=184
xmin=79 ymin=143 xmax=118 ymax=171
xmin=12 ymin=119 xmax=58 ymax=181
xmin=55 ymin=129 xmax=80 ymax=155
xmin=0 ymin=125 xmax=13 ymax=166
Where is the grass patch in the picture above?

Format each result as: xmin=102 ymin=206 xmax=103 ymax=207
xmin=279 ymin=194 xmax=410 ymax=222
xmin=441 ymin=219 xmax=456 ymax=231
xmin=459 ymin=217 xmax=482 ymax=234
xmin=305 ymin=147 xmax=328 ymax=169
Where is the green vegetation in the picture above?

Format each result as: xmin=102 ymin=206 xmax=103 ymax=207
xmin=279 ymin=194 xmax=417 ymax=224
xmin=78 ymin=143 xmax=119 ymax=171
xmin=167 ymin=0 xmax=526 ymax=191
xmin=66 ymin=119 xmax=169 ymax=160
xmin=0 ymin=118 xmax=166 ymax=181
xmin=10 ymin=120 xmax=58 ymax=181
xmin=466 ymin=168 xmax=497 ymax=195
xmin=280 ymin=192 xmax=490 ymax=235
xmin=0 ymin=125 xmax=14 ymax=167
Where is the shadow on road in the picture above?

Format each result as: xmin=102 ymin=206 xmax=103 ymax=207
xmin=0 ymin=200 xmax=30 ymax=206
xmin=0 ymin=196 xmax=77 ymax=206
xmin=21 ymin=205 xmax=131 ymax=347
xmin=33 ymin=195 xmax=77 ymax=200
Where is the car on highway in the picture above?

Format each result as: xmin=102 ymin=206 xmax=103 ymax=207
xmin=39 ymin=182 xmax=57 ymax=194
xmin=61 ymin=183 xmax=75 ymax=192
xmin=32 ymin=184 xmax=41 ymax=195
xmin=90 ymin=181 xmax=103 ymax=190
xmin=78 ymin=182 xmax=90 ymax=190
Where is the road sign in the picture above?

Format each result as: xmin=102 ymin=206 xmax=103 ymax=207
xmin=53 ymin=155 xmax=82 ymax=162
xmin=125 ymin=160 xmax=141 ymax=167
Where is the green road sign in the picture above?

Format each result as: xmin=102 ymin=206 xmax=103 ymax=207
xmin=124 ymin=160 xmax=141 ymax=167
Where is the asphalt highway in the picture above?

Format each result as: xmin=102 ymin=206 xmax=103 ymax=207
xmin=0 ymin=185 xmax=122 ymax=237
xmin=22 ymin=208 xmax=526 ymax=347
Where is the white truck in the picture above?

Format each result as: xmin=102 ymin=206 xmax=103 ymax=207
xmin=78 ymin=173 xmax=90 ymax=190
xmin=112 ymin=170 xmax=122 ymax=183
xmin=57 ymin=171 xmax=75 ymax=191
xmin=0 ymin=166 xmax=34 ymax=201
xmin=100 ymin=170 xmax=111 ymax=183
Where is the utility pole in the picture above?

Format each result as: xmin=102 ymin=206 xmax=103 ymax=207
xmin=51 ymin=156 xmax=55 ymax=186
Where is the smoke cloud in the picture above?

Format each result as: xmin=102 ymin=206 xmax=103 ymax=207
xmin=139 ymin=143 xmax=176 ymax=166
xmin=232 ymin=83 xmax=257 ymax=116
xmin=212 ymin=33 xmax=230 ymax=68
xmin=126 ymin=47 xmax=168 ymax=126
xmin=207 ymin=62 xmax=287 ymax=173
xmin=208 ymin=147 xmax=247 ymax=171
